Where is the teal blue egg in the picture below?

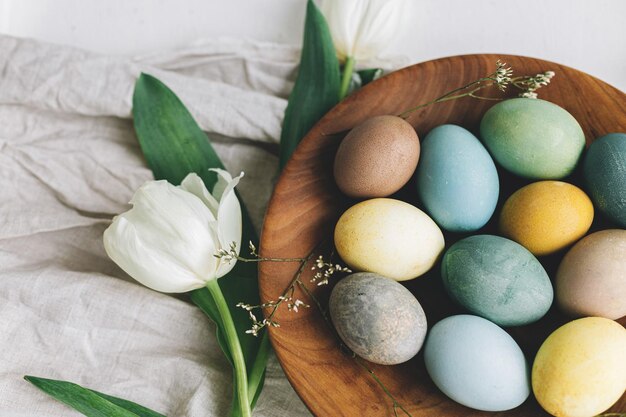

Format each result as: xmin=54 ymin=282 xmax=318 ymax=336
xmin=583 ymin=133 xmax=626 ymax=227
xmin=441 ymin=235 xmax=553 ymax=326
xmin=480 ymin=98 xmax=585 ymax=179
xmin=415 ymin=125 xmax=499 ymax=232
xmin=424 ymin=315 xmax=530 ymax=411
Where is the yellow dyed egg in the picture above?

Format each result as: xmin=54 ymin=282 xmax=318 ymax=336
xmin=334 ymin=198 xmax=445 ymax=281
xmin=499 ymin=181 xmax=593 ymax=256
xmin=532 ymin=317 xmax=626 ymax=417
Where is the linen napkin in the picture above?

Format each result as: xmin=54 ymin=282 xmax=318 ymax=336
xmin=0 ymin=34 xmax=312 ymax=417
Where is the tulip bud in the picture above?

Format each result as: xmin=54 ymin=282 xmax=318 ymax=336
xmin=103 ymin=169 xmax=243 ymax=293
xmin=321 ymin=0 xmax=408 ymax=63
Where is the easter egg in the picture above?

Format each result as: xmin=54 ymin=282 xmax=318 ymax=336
xmin=480 ymin=98 xmax=585 ymax=179
xmin=415 ymin=124 xmax=499 ymax=232
xmin=329 ymin=272 xmax=427 ymax=365
xmin=556 ymin=229 xmax=626 ymax=320
xmin=532 ymin=317 xmax=626 ymax=417
xmin=499 ymin=181 xmax=594 ymax=256
xmin=441 ymin=235 xmax=553 ymax=326
xmin=424 ymin=315 xmax=530 ymax=411
xmin=333 ymin=115 xmax=420 ymax=198
xmin=334 ymin=198 xmax=445 ymax=281
xmin=583 ymin=132 xmax=626 ymax=227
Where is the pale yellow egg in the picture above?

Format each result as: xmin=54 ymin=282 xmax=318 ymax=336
xmin=532 ymin=317 xmax=626 ymax=417
xmin=334 ymin=198 xmax=445 ymax=281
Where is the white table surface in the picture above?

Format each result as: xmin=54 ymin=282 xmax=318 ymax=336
xmin=1 ymin=0 xmax=625 ymax=92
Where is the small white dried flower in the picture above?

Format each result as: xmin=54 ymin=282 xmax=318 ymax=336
xmin=310 ymin=256 xmax=352 ymax=286
xmin=494 ymin=60 xmax=513 ymax=91
xmin=521 ymin=91 xmax=538 ymax=99
xmin=215 ymin=241 xmax=239 ymax=263
xmin=248 ymin=241 xmax=258 ymax=256
xmin=516 ymin=70 xmax=555 ymax=99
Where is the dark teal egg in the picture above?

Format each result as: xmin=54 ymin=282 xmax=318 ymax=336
xmin=415 ymin=125 xmax=499 ymax=232
xmin=583 ymin=133 xmax=626 ymax=227
xmin=441 ymin=235 xmax=553 ymax=326
xmin=480 ymin=98 xmax=585 ymax=179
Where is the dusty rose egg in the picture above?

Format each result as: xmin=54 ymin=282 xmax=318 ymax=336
xmin=333 ymin=115 xmax=420 ymax=198
xmin=556 ymin=229 xmax=626 ymax=319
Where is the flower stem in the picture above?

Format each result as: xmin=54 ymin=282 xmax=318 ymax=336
xmin=397 ymin=77 xmax=495 ymax=119
xmin=236 ymin=256 xmax=306 ymax=263
xmin=339 ymin=56 xmax=355 ymax=100
xmin=206 ymin=280 xmax=251 ymax=417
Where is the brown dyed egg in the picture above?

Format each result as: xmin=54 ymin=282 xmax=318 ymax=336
xmin=334 ymin=115 xmax=420 ymax=198
xmin=556 ymin=229 xmax=626 ymax=320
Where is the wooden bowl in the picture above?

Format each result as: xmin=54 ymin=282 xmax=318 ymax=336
xmin=259 ymin=54 xmax=626 ymax=417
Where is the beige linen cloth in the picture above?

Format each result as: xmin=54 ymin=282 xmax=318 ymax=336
xmin=0 ymin=34 xmax=313 ymax=416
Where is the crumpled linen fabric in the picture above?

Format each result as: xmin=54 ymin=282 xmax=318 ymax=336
xmin=0 ymin=34 xmax=312 ymax=416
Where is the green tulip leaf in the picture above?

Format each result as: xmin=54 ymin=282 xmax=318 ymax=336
xmin=24 ymin=376 xmax=166 ymax=417
xmin=132 ymin=73 xmax=268 ymax=416
xmin=358 ymin=68 xmax=384 ymax=86
xmin=279 ymin=0 xmax=341 ymax=168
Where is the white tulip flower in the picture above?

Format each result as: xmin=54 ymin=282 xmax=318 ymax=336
xmin=103 ymin=169 xmax=243 ymax=293
xmin=321 ymin=0 xmax=408 ymax=63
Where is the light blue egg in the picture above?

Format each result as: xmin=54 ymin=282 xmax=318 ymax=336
xmin=424 ymin=315 xmax=530 ymax=411
xmin=415 ymin=125 xmax=499 ymax=232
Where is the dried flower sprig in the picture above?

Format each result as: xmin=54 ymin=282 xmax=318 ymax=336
xmin=215 ymin=241 xmax=306 ymax=264
xmin=217 ymin=241 xmax=350 ymax=336
xmin=513 ymin=70 xmax=555 ymax=99
xmin=397 ymin=60 xmax=555 ymax=119
xmin=311 ymin=255 xmax=352 ymax=286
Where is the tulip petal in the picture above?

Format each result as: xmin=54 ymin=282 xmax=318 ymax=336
xmin=180 ymin=170 xmax=243 ymax=278
xmin=353 ymin=0 xmax=407 ymax=61
xmin=180 ymin=173 xmax=220 ymax=217
xmin=104 ymin=216 xmax=207 ymax=293
xmin=210 ymin=169 xmax=244 ymax=278
xmin=322 ymin=0 xmax=408 ymax=62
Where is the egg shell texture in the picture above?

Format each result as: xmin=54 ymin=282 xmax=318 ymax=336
xmin=424 ymin=315 xmax=530 ymax=411
xmin=333 ymin=115 xmax=420 ymax=198
xmin=480 ymin=98 xmax=585 ymax=179
xmin=583 ymin=132 xmax=626 ymax=227
xmin=532 ymin=317 xmax=626 ymax=417
xmin=334 ymin=198 xmax=445 ymax=281
xmin=556 ymin=229 xmax=626 ymax=320
xmin=329 ymin=272 xmax=427 ymax=365
xmin=415 ymin=124 xmax=499 ymax=232
xmin=499 ymin=181 xmax=594 ymax=256
xmin=442 ymin=235 xmax=553 ymax=326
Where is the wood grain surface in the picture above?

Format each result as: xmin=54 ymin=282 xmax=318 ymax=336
xmin=258 ymin=54 xmax=626 ymax=417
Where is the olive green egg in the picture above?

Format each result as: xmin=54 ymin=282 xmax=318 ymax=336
xmin=480 ymin=98 xmax=585 ymax=179
xmin=441 ymin=235 xmax=553 ymax=326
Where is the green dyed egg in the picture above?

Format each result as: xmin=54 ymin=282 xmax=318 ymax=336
xmin=480 ymin=98 xmax=585 ymax=179
xmin=441 ymin=235 xmax=553 ymax=326
xmin=583 ymin=133 xmax=626 ymax=227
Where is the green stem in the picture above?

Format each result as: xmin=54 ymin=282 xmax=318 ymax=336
xmin=397 ymin=78 xmax=495 ymax=119
xmin=246 ymin=331 xmax=270 ymax=403
xmin=338 ymin=56 xmax=355 ymax=100
xmin=236 ymin=256 xmax=305 ymax=263
xmin=206 ymin=280 xmax=252 ymax=417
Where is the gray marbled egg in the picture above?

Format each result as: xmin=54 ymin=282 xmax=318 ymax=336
xmin=329 ymin=272 xmax=427 ymax=365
